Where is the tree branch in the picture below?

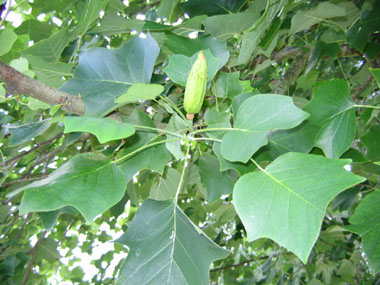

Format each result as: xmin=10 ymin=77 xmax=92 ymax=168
xmin=0 ymin=62 xmax=84 ymax=115
xmin=352 ymin=73 xmax=373 ymax=100
xmin=22 ymin=231 xmax=47 ymax=285
xmin=273 ymin=50 xmax=311 ymax=94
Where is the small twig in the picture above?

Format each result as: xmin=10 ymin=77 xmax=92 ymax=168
xmin=211 ymin=256 xmax=269 ymax=272
xmin=271 ymin=47 xmax=302 ymax=62
xmin=0 ymin=132 xmax=63 ymax=168
xmin=22 ymin=231 xmax=47 ymax=285
xmin=352 ymin=73 xmax=373 ymax=100
xmin=2 ymin=175 xmax=48 ymax=188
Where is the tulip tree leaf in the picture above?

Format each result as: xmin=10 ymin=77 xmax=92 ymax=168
xmin=116 ymin=199 xmax=230 ymax=284
xmin=163 ymin=49 xmax=220 ymax=86
xmin=233 ymin=152 xmax=365 ymax=263
xmin=370 ymin=68 xmax=380 ymax=88
xmin=304 ymin=79 xmax=355 ymax=158
xmin=346 ymin=190 xmax=380 ymax=274
xmin=118 ymin=111 xmax=172 ymax=181
xmin=61 ymin=34 xmax=159 ymax=117
xmin=221 ymin=94 xmax=309 ymax=163
xmin=0 ymin=28 xmax=18 ymax=56
xmin=197 ymin=154 xmax=234 ymax=203
xmin=19 ymin=153 xmax=127 ymax=222
xmin=115 ymin=83 xmax=164 ymax=104
xmin=289 ymin=2 xmax=346 ymax=34
xmin=64 ymin=116 xmax=135 ymax=144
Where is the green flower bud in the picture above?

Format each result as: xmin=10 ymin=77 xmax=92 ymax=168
xmin=184 ymin=51 xmax=208 ymax=120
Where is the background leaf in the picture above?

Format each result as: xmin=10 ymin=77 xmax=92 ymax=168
xmin=289 ymin=2 xmax=346 ymax=34
xmin=346 ymin=190 xmax=380 ymax=274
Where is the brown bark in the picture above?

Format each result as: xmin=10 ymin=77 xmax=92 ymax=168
xmin=0 ymin=61 xmax=84 ymax=115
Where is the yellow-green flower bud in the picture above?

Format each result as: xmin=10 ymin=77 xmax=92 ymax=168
xmin=184 ymin=51 xmax=208 ymax=120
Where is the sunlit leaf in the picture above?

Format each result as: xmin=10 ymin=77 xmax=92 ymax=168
xmin=234 ymin=152 xmax=365 ymax=263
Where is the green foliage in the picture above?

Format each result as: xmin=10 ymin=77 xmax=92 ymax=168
xmin=1 ymin=0 xmax=380 ymax=284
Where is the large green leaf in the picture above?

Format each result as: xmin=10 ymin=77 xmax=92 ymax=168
xmin=19 ymin=153 xmax=127 ymax=222
xmin=64 ymin=116 xmax=135 ymax=144
xmin=289 ymin=2 xmax=346 ymax=34
xmin=221 ymin=94 xmax=309 ymax=163
xmin=197 ymin=154 xmax=234 ymax=203
xmin=61 ymin=34 xmax=160 ymax=116
xmin=346 ymin=190 xmax=380 ymax=274
xmin=233 ymin=152 xmax=365 ymax=263
xmin=304 ymin=79 xmax=355 ymax=158
xmin=116 ymin=199 xmax=230 ymax=284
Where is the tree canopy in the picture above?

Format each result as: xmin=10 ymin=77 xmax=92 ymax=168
xmin=1 ymin=0 xmax=380 ymax=284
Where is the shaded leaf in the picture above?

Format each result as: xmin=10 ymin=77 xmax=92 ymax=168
xmin=213 ymin=142 xmax=255 ymax=175
xmin=116 ymin=199 xmax=230 ymax=284
xmin=204 ymin=11 xmax=259 ymax=41
xmin=215 ymin=71 xmax=244 ymax=99
xmin=118 ymin=111 xmax=172 ymax=181
xmin=180 ymin=0 xmax=245 ymax=17
xmin=64 ymin=116 xmax=135 ymax=144
xmin=361 ymin=125 xmax=380 ymax=161
xmin=304 ymin=79 xmax=355 ymax=158
xmin=14 ymin=19 xmax=53 ymax=42
xmin=164 ymin=34 xmax=229 ymax=68
xmin=35 ymin=238 xmax=60 ymax=263
xmin=197 ymin=154 xmax=234 ymax=203
xmin=346 ymin=190 xmax=380 ymax=274
xmin=370 ymin=68 xmax=380 ymax=88
xmin=233 ymin=152 xmax=365 ymax=263
xmin=19 ymin=153 xmax=127 ymax=222
xmin=150 ymin=168 xmax=181 ymax=201
xmin=7 ymin=120 xmax=51 ymax=146
xmin=289 ymin=2 xmax=346 ymax=34
xmin=22 ymin=28 xmax=72 ymax=63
